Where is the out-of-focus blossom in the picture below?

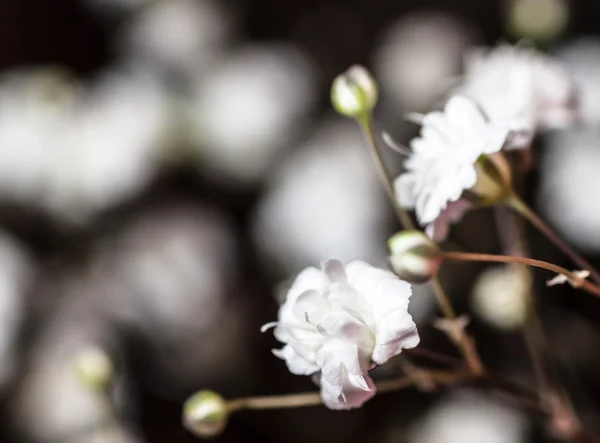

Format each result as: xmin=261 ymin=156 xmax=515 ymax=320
xmin=45 ymin=66 xmax=172 ymax=222
xmin=121 ymin=0 xmax=234 ymax=76
xmin=456 ymin=44 xmax=578 ymax=149
xmin=506 ymin=0 xmax=569 ymax=43
xmin=394 ymin=96 xmax=509 ymax=240
xmin=374 ymin=11 xmax=475 ymax=112
xmin=263 ymin=260 xmax=419 ymax=410
xmin=11 ymin=293 xmax=139 ymax=443
xmin=0 ymin=66 xmax=173 ymax=223
xmin=410 ymin=389 xmax=529 ymax=443
xmin=0 ymin=231 xmax=34 ymax=389
xmin=187 ymin=44 xmax=317 ymax=186
xmin=555 ymin=38 xmax=600 ymax=125
xmin=98 ymin=204 xmax=256 ymax=394
xmin=471 ymin=265 xmax=528 ymax=330
xmin=538 ymin=128 xmax=600 ymax=252
xmin=252 ymin=120 xmax=390 ymax=272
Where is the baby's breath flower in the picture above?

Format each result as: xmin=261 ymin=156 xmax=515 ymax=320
xmin=263 ymin=260 xmax=419 ymax=410
xmin=394 ymin=96 xmax=510 ymax=240
xmin=457 ymin=44 xmax=578 ymax=149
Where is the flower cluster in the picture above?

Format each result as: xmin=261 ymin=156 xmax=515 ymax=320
xmin=393 ymin=44 xmax=577 ymax=240
xmin=263 ymin=259 xmax=419 ymax=409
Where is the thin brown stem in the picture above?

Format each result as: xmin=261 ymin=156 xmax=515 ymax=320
xmin=440 ymin=251 xmax=600 ymax=298
xmin=505 ymin=194 xmax=600 ymax=284
xmin=226 ymin=369 xmax=472 ymax=412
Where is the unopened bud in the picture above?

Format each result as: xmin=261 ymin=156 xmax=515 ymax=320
xmin=470 ymin=152 xmax=512 ymax=205
xmin=388 ymin=230 xmax=441 ymax=283
xmin=72 ymin=347 xmax=114 ymax=391
xmin=331 ymin=65 xmax=378 ymax=118
xmin=183 ymin=390 xmax=229 ymax=438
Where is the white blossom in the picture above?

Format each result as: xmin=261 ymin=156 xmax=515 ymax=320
xmin=263 ymin=260 xmax=419 ymax=410
xmin=394 ymin=96 xmax=509 ymax=241
xmin=457 ymin=44 xmax=578 ymax=149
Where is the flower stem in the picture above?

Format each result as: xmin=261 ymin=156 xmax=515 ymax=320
xmin=440 ymin=251 xmax=600 ymax=298
xmin=505 ymin=193 xmax=600 ymax=284
xmin=226 ymin=369 xmax=471 ymax=412
xmin=357 ymin=116 xmax=414 ymax=229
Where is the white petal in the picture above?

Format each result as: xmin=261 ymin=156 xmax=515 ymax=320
xmin=272 ymin=345 xmax=320 ymax=375
xmin=345 ymin=261 xmax=418 ymax=365
xmin=285 ymin=266 xmax=324 ymax=303
xmin=320 ymin=370 xmax=376 ymax=410
xmin=316 ymin=339 xmax=366 ymax=385
xmin=394 ymin=174 xmax=417 ymax=208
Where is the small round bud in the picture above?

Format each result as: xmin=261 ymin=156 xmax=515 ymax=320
xmin=388 ymin=230 xmax=441 ymax=283
xmin=183 ymin=390 xmax=229 ymax=438
xmin=470 ymin=153 xmax=512 ymax=205
xmin=72 ymin=347 xmax=114 ymax=391
xmin=331 ymin=65 xmax=378 ymax=118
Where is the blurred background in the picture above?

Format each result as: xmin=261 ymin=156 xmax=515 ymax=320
xmin=1 ymin=0 xmax=600 ymax=442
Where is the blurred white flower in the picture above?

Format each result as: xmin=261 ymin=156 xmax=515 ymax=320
xmin=374 ymin=11 xmax=475 ymax=112
xmin=538 ymin=128 xmax=600 ymax=252
xmin=252 ymin=120 xmax=390 ymax=272
xmin=471 ymin=265 xmax=528 ymax=331
xmin=410 ymin=389 xmax=529 ymax=443
xmin=0 ymin=231 xmax=34 ymax=388
xmin=394 ymin=96 xmax=509 ymax=240
xmin=121 ymin=0 xmax=233 ymax=76
xmin=187 ymin=43 xmax=317 ymax=185
xmin=263 ymin=260 xmax=419 ymax=410
xmin=45 ymin=66 xmax=172 ymax=222
xmin=555 ymin=38 xmax=600 ymax=125
xmin=11 ymin=293 xmax=139 ymax=443
xmin=457 ymin=44 xmax=578 ymax=149
xmin=99 ymin=204 xmax=255 ymax=394
xmin=0 ymin=66 xmax=173 ymax=223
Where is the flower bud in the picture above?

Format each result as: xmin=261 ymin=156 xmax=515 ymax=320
xmin=72 ymin=347 xmax=114 ymax=391
xmin=331 ymin=65 xmax=378 ymax=118
xmin=388 ymin=230 xmax=441 ymax=283
xmin=469 ymin=152 xmax=513 ymax=205
xmin=183 ymin=390 xmax=229 ymax=438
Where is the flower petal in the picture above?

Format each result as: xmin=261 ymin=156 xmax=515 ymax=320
xmin=319 ymin=371 xmax=376 ymax=410
xmin=273 ymin=345 xmax=320 ymax=375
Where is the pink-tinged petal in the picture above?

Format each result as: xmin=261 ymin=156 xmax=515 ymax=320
xmin=320 ymin=371 xmax=376 ymax=410
xmin=317 ymin=339 xmax=366 ymax=385
xmin=272 ymin=345 xmax=319 ymax=375
xmin=425 ymin=199 xmax=473 ymax=241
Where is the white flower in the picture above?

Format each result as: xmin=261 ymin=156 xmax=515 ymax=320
xmin=394 ymin=96 xmax=509 ymax=241
xmin=457 ymin=44 xmax=577 ymax=149
xmin=263 ymin=260 xmax=419 ymax=410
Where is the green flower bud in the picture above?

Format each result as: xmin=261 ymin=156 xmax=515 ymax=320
xmin=72 ymin=347 xmax=114 ymax=391
xmin=183 ymin=390 xmax=229 ymax=439
xmin=331 ymin=65 xmax=378 ymax=118
xmin=388 ymin=230 xmax=441 ymax=284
